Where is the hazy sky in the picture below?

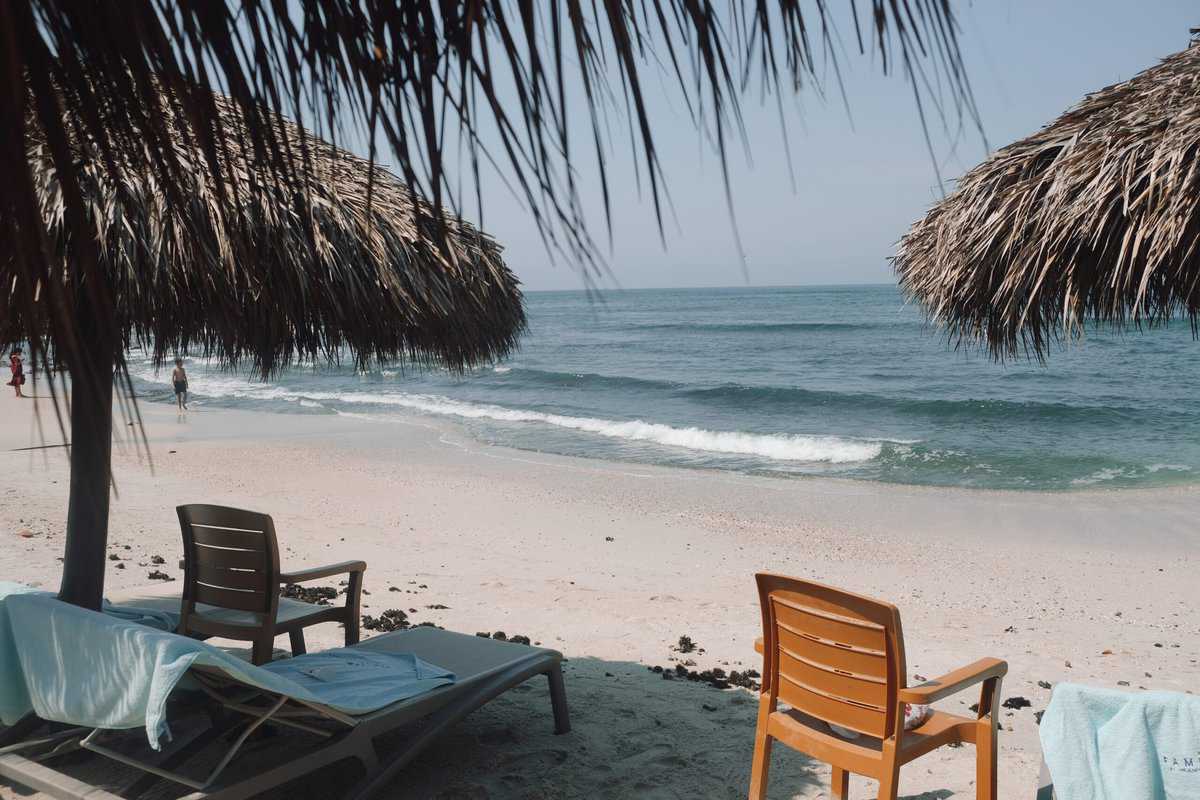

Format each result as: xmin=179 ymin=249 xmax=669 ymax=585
xmin=365 ymin=2 xmax=1199 ymax=291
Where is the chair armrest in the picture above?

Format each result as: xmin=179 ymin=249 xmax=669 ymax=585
xmin=279 ymin=560 xmax=367 ymax=584
xmin=897 ymin=657 xmax=1007 ymax=705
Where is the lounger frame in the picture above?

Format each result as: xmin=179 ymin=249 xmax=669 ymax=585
xmin=0 ymin=635 xmax=569 ymax=800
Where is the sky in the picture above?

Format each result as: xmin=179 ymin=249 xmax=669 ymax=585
xmin=363 ymin=2 xmax=1199 ymax=292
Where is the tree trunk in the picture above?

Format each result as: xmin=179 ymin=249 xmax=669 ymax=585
xmin=57 ymin=307 xmax=114 ymax=610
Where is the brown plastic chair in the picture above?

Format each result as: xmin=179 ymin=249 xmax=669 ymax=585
xmin=749 ymin=573 xmax=1007 ymax=800
xmin=177 ymin=504 xmax=365 ymax=665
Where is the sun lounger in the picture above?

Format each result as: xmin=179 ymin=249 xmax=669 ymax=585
xmin=1038 ymin=682 xmax=1200 ymax=800
xmin=748 ymin=573 xmax=1007 ymax=800
xmin=0 ymin=593 xmax=569 ymax=800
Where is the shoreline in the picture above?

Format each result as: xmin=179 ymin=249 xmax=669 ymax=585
xmin=3 ymin=394 xmax=1198 ymax=798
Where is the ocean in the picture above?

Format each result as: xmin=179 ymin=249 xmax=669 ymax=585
xmin=128 ymin=285 xmax=1200 ymax=491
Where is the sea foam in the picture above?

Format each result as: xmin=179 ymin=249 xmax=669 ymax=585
xmin=325 ymin=392 xmax=881 ymax=463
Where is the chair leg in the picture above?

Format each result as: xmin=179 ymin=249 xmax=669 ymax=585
xmin=975 ymin=675 xmax=1002 ymax=800
xmin=832 ymin=766 xmax=850 ymax=800
xmin=251 ymin=637 xmax=274 ymax=666
xmin=289 ymin=629 xmax=307 ymax=656
xmin=977 ymin=716 xmax=998 ymax=800
xmin=345 ymin=571 xmax=363 ymax=646
xmin=547 ymin=665 xmax=571 ymax=734
xmin=877 ymin=747 xmax=900 ymax=800
xmin=748 ymin=695 xmax=773 ymax=800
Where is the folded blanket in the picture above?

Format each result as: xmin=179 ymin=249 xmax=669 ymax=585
xmin=0 ymin=589 xmax=454 ymax=749
xmin=1040 ymin=682 xmax=1200 ymax=800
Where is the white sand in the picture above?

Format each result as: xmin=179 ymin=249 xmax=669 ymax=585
xmin=1 ymin=392 xmax=1197 ymax=799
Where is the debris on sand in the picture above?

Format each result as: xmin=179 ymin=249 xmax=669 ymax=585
xmin=653 ymin=663 xmax=760 ymax=691
xmin=361 ymin=609 xmax=409 ymax=632
xmin=1002 ymin=696 xmax=1032 ymax=710
xmin=150 ymin=555 xmax=166 ymax=565
xmin=473 ymin=631 xmax=534 ymax=645
xmin=281 ymin=584 xmax=338 ymax=605
xmin=147 ymin=570 xmax=174 ymax=581
xmin=108 ymin=553 xmax=121 ymax=561
xmin=675 ymin=635 xmax=697 ymax=654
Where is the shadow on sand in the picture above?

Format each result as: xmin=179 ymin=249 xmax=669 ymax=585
xmin=0 ymin=655 xmax=959 ymax=800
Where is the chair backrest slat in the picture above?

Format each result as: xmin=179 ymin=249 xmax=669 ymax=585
xmin=178 ymin=504 xmax=280 ymax=625
xmin=193 ymin=582 xmax=269 ymax=613
xmin=190 ymin=524 xmax=269 ymax=552
xmin=757 ymin=573 xmax=906 ymax=740
xmin=194 ymin=563 xmax=266 ymax=592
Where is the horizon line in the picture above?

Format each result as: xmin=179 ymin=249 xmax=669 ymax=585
xmin=522 ymin=280 xmax=900 ymax=294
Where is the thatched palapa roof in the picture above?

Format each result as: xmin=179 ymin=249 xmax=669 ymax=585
xmin=895 ymin=42 xmax=1200 ymax=359
xmin=10 ymin=90 xmax=525 ymax=375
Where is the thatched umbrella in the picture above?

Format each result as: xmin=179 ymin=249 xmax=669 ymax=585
xmin=895 ymin=39 xmax=1200 ymax=359
xmin=11 ymin=86 xmax=525 ymax=610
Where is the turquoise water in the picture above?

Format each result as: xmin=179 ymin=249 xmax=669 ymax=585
xmin=128 ymin=285 xmax=1200 ymax=490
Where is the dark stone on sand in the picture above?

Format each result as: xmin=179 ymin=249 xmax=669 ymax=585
xmin=492 ymin=631 xmax=508 ymax=641
xmin=476 ymin=632 xmax=491 ymax=638
xmin=389 ymin=586 xmax=401 ymax=592
xmin=108 ymin=553 xmax=120 ymax=561
xmin=1002 ymin=696 xmax=1031 ymax=710
xmin=605 ymin=536 xmax=614 ymax=542
xmin=282 ymin=584 xmax=338 ymax=605
xmin=509 ymin=635 xmax=531 ymax=645
xmin=426 ymin=604 xmax=449 ymax=610
xmin=115 ymin=563 xmax=125 ymax=570
xmin=1118 ymin=680 xmax=1130 ymax=686
xmin=147 ymin=570 xmax=174 ymax=581
xmin=652 ymin=665 xmax=664 ymax=673
xmin=150 ymin=555 xmax=165 ymax=565
xmin=1037 ymin=680 xmax=1052 ymax=690
xmin=676 ymin=635 xmax=696 ymax=654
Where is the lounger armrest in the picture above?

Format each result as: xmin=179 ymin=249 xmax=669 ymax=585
xmin=897 ymin=657 xmax=1007 ymax=705
xmin=280 ymin=561 xmax=367 ymax=583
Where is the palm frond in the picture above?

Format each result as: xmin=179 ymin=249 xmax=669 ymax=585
xmin=2 ymin=0 xmax=975 ymax=380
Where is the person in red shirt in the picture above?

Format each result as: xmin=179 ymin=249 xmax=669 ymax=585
xmin=8 ymin=349 xmax=25 ymax=398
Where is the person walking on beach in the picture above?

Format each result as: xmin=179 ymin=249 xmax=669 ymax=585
xmin=8 ymin=349 xmax=25 ymax=398
xmin=171 ymin=357 xmax=188 ymax=410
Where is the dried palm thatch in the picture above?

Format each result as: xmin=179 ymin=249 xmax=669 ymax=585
xmin=895 ymin=42 xmax=1200 ymax=360
xmin=16 ymin=89 xmax=525 ymax=376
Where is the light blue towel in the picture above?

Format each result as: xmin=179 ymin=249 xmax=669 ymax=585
xmin=0 ymin=590 xmax=455 ymax=749
xmin=1040 ymin=682 xmax=1200 ymax=799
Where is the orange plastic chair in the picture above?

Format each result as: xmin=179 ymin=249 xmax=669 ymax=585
xmin=749 ymin=573 xmax=1007 ymax=800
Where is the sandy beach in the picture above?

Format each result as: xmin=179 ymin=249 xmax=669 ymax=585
xmin=2 ymin=392 xmax=1198 ymax=799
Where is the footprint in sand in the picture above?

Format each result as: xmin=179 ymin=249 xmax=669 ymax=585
xmin=616 ymin=742 xmax=687 ymax=769
xmin=498 ymin=748 xmax=568 ymax=768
